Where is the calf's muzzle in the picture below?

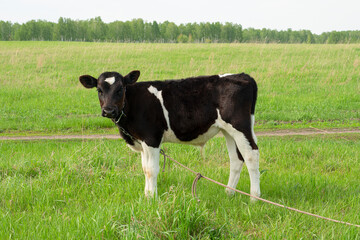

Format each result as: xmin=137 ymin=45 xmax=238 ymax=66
xmin=102 ymin=107 xmax=118 ymax=118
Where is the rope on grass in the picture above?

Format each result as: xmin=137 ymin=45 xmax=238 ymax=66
xmin=160 ymin=149 xmax=360 ymax=228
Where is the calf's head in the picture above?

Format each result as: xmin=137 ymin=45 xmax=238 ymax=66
xmin=79 ymin=71 xmax=140 ymax=119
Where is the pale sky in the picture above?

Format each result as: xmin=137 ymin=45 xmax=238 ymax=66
xmin=1 ymin=0 xmax=359 ymax=34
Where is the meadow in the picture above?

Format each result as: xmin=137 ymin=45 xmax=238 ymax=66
xmin=1 ymin=134 xmax=359 ymax=239
xmin=0 ymin=42 xmax=359 ymax=239
xmin=0 ymin=42 xmax=359 ymax=135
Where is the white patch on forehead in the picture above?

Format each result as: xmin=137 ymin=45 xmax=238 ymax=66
xmin=105 ymin=77 xmax=116 ymax=85
xmin=219 ymin=73 xmax=233 ymax=78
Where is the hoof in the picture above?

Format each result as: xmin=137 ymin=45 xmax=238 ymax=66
xmin=250 ymin=191 xmax=261 ymax=203
xmin=225 ymin=188 xmax=235 ymax=196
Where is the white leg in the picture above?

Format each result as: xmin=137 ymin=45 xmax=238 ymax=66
xmin=140 ymin=142 xmax=160 ymax=198
xmin=249 ymin=115 xmax=260 ymax=200
xmin=245 ymin=149 xmax=260 ymax=201
xmin=223 ymin=131 xmax=244 ymax=195
xmin=232 ymin=133 xmax=260 ymax=201
xmin=216 ymin=110 xmax=260 ymax=201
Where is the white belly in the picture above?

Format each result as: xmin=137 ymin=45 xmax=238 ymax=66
xmin=162 ymin=125 xmax=220 ymax=146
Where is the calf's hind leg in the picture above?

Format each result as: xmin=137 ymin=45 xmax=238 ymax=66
xmin=245 ymin=148 xmax=260 ymax=201
xmin=223 ymin=131 xmax=244 ymax=195
xmin=233 ymin=131 xmax=260 ymax=201
xmin=222 ymin=126 xmax=260 ymax=201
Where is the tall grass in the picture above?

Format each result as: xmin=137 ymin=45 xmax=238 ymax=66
xmin=0 ymin=42 xmax=359 ymax=135
xmin=0 ymin=134 xmax=359 ymax=238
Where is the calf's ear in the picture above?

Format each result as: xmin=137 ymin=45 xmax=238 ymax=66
xmin=124 ymin=70 xmax=140 ymax=85
xmin=79 ymin=75 xmax=97 ymax=88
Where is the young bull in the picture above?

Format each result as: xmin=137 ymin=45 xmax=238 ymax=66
xmin=79 ymin=71 xmax=260 ymax=200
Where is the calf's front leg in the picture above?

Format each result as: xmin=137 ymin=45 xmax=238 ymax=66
xmin=140 ymin=142 xmax=160 ymax=197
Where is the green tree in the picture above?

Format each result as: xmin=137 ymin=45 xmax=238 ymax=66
xmin=164 ymin=22 xmax=178 ymax=42
xmin=2 ymin=17 xmax=360 ymax=44
xmin=327 ymin=31 xmax=340 ymax=43
xmin=152 ymin=21 xmax=161 ymax=41
xmin=130 ymin=19 xmax=144 ymax=42
xmin=14 ymin=23 xmax=30 ymax=40
xmin=177 ymin=33 xmax=188 ymax=43
xmin=0 ymin=21 xmax=13 ymax=40
xmin=57 ymin=17 xmax=66 ymax=40
xmin=221 ymin=23 xmax=236 ymax=42
xmin=88 ymin=17 xmax=107 ymax=41
xmin=306 ymin=31 xmax=314 ymax=44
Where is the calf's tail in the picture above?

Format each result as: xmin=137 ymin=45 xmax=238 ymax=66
xmin=249 ymin=76 xmax=258 ymax=115
xmin=247 ymin=74 xmax=258 ymax=144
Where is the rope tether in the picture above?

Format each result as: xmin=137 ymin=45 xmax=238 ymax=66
xmin=160 ymin=149 xmax=360 ymax=228
xmin=192 ymin=173 xmax=203 ymax=201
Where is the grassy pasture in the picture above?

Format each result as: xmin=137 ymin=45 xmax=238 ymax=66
xmin=0 ymin=134 xmax=359 ymax=239
xmin=0 ymin=42 xmax=359 ymax=238
xmin=0 ymin=42 xmax=359 ymax=135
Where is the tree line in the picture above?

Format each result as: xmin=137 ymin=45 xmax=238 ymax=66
xmin=1 ymin=17 xmax=359 ymax=43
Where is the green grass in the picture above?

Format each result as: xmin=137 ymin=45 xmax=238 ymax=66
xmin=0 ymin=41 xmax=359 ymax=238
xmin=1 ymin=42 xmax=359 ymax=135
xmin=1 ymin=134 xmax=359 ymax=239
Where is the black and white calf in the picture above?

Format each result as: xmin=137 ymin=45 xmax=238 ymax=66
xmin=79 ymin=71 xmax=260 ymax=200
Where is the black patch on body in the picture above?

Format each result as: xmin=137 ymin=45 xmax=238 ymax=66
xmin=118 ymin=83 xmax=168 ymax=147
